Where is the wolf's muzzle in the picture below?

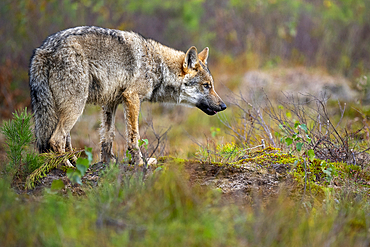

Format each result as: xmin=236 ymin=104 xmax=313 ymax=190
xmin=196 ymin=100 xmax=227 ymax=115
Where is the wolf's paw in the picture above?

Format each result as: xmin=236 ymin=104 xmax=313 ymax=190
xmin=147 ymin=158 xmax=157 ymax=165
xmin=138 ymin=157 xmax=157 ymax=166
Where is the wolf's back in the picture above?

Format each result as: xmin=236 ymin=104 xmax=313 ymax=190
xmin=29 ymin=48 xmax=58 ymax=153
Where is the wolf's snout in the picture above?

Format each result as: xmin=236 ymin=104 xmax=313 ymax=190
xmin=220 ymin=102 xmax=227 ymax=111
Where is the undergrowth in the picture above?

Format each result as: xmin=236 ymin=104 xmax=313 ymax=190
xmin=1 ymin=164 xmax=370 ymax=246
xmin=1 ymin=92 xmax=370 ymax=246
xmin=0 ymin=108 xmax=43 ymax=180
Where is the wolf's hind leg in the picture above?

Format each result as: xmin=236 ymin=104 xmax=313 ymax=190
xmin=49 ymin=104 xmax=86 ymax=167
xmin=100 ymin=103 xmax=118 ymax=164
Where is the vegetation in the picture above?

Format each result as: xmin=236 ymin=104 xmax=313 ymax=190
xmin=1 ymin=91 xmax=370 ymax=245
xmin=1 ymin=1 xmax=370 ymax=246
xmin=1 ymin=0 xmax=370 ymax=116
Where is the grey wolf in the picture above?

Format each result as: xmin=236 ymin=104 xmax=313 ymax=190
xmin=29 ymin=26 xmax=226 ymax=165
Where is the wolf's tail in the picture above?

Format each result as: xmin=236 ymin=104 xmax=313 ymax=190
xmin=29 ymin=48 xmax=58 ymax=153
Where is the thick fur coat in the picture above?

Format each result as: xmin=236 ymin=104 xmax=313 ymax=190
xmin=29 ymin=26 xmax=226 ymax=164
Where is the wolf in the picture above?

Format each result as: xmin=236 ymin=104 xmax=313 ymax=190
xmin=29 ymin=26 xmax=226 ymax=165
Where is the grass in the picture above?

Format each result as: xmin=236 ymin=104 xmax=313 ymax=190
xmin=1 ymin=164 xmax=370 ymax=246
xmin=1 ymin=64 xmax=370 ymax=246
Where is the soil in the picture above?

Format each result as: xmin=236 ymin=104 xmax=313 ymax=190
xmin=17 ymin=159 xmax=294 ymax=202
xmin=184 ymin=161 xmax=295 ymax=203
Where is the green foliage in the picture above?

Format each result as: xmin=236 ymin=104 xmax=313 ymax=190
xmin=1 ymin=163 xmax=370 ymax=246
xmin=279 ymin=120 xmax=315 ymax=159
xmin=210 ymin=127 xmax=220 ymax=138
xmin=138 ymin=138 xmax=149 ymax=150
xmin=0 ymin=108 xmax=42 ymax=177
xmin=66 ymin=147 xmax=92 ymax=185
xmin=1 ymin=108 xmax=33 ymax=168
xmin=25 ymin=150 xmax=82 ymax=190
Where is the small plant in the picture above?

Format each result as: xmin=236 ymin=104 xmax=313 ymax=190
xmin=138 ymin=138 xmax=149 ymax=150
xmin=210 ymin=127 xmax=220 ymax=138
xmin=1 ymin=108 xmax=42 ymax=178
xmin=25 ymin=150 xmax=82 ymax=190
xmin=66 ymin=147 xmax=93 ymax=185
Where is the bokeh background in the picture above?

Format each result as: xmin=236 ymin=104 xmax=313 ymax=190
xmin=1 ymin=0 xmax=370 ymax=160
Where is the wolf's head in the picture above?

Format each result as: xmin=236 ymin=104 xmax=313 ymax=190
xmin=179 ymin=46 xmax=227 ymax=115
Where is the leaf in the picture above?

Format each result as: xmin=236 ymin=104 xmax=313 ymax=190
xmin=76 ymin=164 xmax=88 ymax=176
xmin=51 ymin=179 xmax=65 ymax=191
xmin=66 ymin=168 xmax=82 ymax=185
xmin=85 ymin=147 xmax=93 ymax=164
xmin=285 ymin=137 xmax=293 ymax=146
xmin=76 ymin=157 xmax=89 ymax=168
xmin=154 ymin=166 xmax=163 ymax=173
xmin=307 ymin=149 xmax=315 ymax=162
xmin=296 ymin=142 xmax=304 ymax=151
xmin=138 ymin=139 xmax=149 ymax=149
xmin=286 ymin=111 xmax=292 ymax=118
xmin=294 ymin=121 xmax=300 ymax=129
xmin=299 ymin=124 xmax=308 ymax=133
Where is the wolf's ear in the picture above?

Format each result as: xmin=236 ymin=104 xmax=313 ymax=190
xmin=183 ymin=46 xmax=199 ymax=70
xmin=198 ymin=47 xmax=209 ymax=65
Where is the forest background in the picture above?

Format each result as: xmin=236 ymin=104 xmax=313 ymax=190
xmin=1 ymin=0 xmax=370 ymax=118
xmin=2 ymin=1 xmax=370 ymax=246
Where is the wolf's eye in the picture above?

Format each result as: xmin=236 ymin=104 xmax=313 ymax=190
xmin=203 ymin=83 xmax=211 ymax=89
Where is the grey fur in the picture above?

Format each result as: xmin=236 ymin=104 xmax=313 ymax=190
xmin=29 ymin=26 xmax=226 ymax=164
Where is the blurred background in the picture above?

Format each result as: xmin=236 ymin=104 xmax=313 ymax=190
xmin=1 ymin=0 xmax=370 ymax=160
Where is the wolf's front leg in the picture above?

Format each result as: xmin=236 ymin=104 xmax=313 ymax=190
xmin=123 ymin=93 xmax=142 ymax=164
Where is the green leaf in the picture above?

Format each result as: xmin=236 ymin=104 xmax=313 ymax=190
xmin=76 ymin=157 xmax=89 ymax=168
xmin=76 ymin=164 xmax=88 ymax=176
xmin=66 ymin=168 xmax=82 ymax=185
xmin=294 ymin=121 xmax=300 ymax=129
xmin=85 ymin=147 xmax=93 ymax=163
xmin=307 ymin=149 xmax=315 ymax=162
xmin=143 ymin=139 xmax=149 ymax=145
xmin=125 ymin=150 xmax=132 ymax=163
xmin=285 ymin=137 xmax=293 ymax=146
xmin=296 ymin=142 xmax=304 ymax=151
xmin=138 ymin=139 xmax=149 ymax=149
xmin=286 ymin=111 xmax=292 ymax=118
xmin=299 ymin=124 xmax=308 ymax=133
xmin=51 ymin=179 xmax=65 ymax=191
xmin=154 ymin=166 xmax=163 ymax=173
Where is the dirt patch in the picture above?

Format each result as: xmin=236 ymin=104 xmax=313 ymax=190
xmin=16 ymin=159 xmax=294 ymax=202
xmin=184 ymin=161 xmax=294 ymax=202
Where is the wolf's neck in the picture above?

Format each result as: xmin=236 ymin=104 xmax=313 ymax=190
xmin=147 ymin=40 xmax=185 ymax=103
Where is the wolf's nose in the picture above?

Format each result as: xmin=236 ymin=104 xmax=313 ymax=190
xmin=220 ymin=102 xmax=227 ymax=111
